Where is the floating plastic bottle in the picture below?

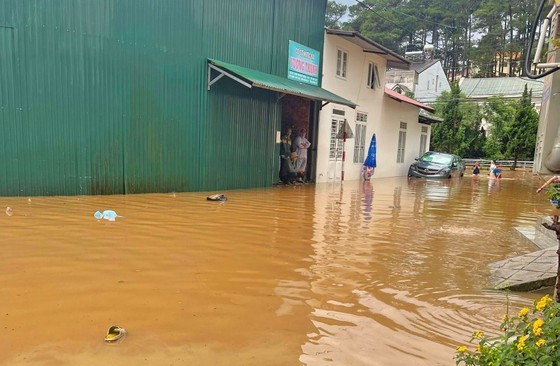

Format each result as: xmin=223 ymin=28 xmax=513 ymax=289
xmin=94 ymin=210 xmax=122 ymax=221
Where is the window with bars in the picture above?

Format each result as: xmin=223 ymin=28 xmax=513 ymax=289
xmin=367 ymin=62 xmax=381 ymax=89
xmin=353 ymin=118 xmax=367 ymax=163
xmin=397 ymin=122 xmax=407 ymax=163
xmin=329 ymin=119 xmax=343 ymax=159
xmin=336 ymin=49 xmax=348 ymax=78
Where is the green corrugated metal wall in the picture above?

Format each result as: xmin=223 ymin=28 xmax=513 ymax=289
xmin=0 ymin=0 xmax=327 ymax=196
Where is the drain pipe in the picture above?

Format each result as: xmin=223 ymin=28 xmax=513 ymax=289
xmin=545 ymin=134 xmax=560 ymax=172
xmin=539 ymin=1 xmax=560 ymax=172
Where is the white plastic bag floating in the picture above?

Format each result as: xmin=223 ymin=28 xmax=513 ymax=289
xmin=93 ymin=210 xmax=123 ymax=221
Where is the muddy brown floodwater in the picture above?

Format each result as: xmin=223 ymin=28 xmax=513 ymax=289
xmin=0 ymin=172 xmax=555 ymax=365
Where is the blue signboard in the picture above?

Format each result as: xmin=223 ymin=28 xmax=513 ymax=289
xmin=287 ymin=40 xmax=320 ymax=86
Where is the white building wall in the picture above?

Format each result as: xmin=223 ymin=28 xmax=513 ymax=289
xmin=317 ymin=33 xmax=430 ymax=182
xmin=380 ymin=98 xmax=430 ymax=177
xmin=415 ymin=62 xmax=451 ymax=103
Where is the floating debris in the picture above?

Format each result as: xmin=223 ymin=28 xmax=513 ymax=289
xmin=94 ymin=210 xmax=123 ymax=221
xmin=104 ymin=325 xmax=127 ymax=342
xmin=207 ymin=194 xmax=227 ymax=202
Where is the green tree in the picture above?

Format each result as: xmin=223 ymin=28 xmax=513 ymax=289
xmin=505 ymin=85 xmax=539 ymax=168
xmin=347 ymin=0 xmax=411 ymax=52
xmin=457 ymin=102 xmax=485 ymax=158
xmin=431 ymin=83 xmax=484 ymax=157
xmin=325 ymin=1 xmax=348 ymax=29
xmin=481 ymin=96 xmax=516 ymax=159
xmin=339 ymin=0 xmax=539 ymax=78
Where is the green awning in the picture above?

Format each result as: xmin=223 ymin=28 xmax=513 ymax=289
xmin=208 ymin=59 xmax=357 ymax=108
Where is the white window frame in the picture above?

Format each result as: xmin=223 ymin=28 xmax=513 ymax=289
xmin=329 ymin=116 xmax=344 ymax=160
xmin=367 ymin=62 xmax=381 ymax=89
xmin=353 ymin=112 xmax=367 ymax=163
xmin=336 ymin=49 xmax=348 ymax=79
xmin=397 ymin=122 xmax=407 ymax=163
xmin=419 ymin=128 xmax=428 ymax=157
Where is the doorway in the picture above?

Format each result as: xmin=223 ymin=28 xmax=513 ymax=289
xmin=280 ymin=95 xmax=317 ymax=182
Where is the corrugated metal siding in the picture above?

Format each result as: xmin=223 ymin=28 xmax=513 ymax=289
xmin=0 ymin=25 xmax=20 ymax=196
xmin=202 ymin=0 xmax=327 ymax=189
xmin=205 ymin=77 xmax=281 ymax=190
xmin=270 ymin=0 xmax=327 ymax=82
xmin=0 ymin=0 xmax=326 ymax=196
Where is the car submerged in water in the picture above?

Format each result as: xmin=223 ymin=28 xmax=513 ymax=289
xmin=407 ymin=151 xmax=465 ymax=179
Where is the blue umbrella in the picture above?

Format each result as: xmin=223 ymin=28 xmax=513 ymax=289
xmin=363 ymin=133 xmax=377 ymax=168
xmin=362 ymin=133 xmax=376 ymax=180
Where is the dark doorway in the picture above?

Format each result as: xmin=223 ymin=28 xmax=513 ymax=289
xmin=280 ymin=95 xmax=318 ymax=183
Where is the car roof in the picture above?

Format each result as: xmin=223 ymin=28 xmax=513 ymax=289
xmin=425 ymin=151 xmax=455 ymax=157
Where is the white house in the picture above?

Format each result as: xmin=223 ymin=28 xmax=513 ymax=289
xmin=317 ymin=29 xmax=439 ymax=182
xmin=386 ymin=60 xmax=451 ymax=103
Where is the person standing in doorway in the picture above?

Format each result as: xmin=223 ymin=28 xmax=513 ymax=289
xmin=293 ymin=128 xmax=311 ymax=183
xmin=280 ymin=127 xmax=292 ymax=158
xmin=279 ymin=128 xmax=294 ymax=184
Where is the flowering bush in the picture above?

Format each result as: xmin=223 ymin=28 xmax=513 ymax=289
xmin=455 ymin=295 xmax=560 ymax=365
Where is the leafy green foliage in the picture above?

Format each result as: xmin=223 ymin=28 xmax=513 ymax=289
xmin=482 ymin=96 xmax=516 ymax=159
xmin=325 ymin=1 xmax=348 ymax=29
xmin=431 ymin=83 xmax=485 ymax=157
xmin=326 ymin=0 xmax=540 ymax=77
xmin=505 ymin=85 xmax=539 ymax=165
xmin=455 ymin=295 xmax=560 ymax=366
xmin=481 ymin=86 xmax=539 ymax=165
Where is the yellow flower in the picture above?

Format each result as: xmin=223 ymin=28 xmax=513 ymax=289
xmin=536 ymin=295 xmax=553 ymax=311
xmin=536 ymin=339 xmax=546 ymax=347
xmin=502 ymin=314 xmax=509 ymax=323
xmin=517 ymin=335 xmax=526 ymax=351
xmin=518 ymin=307 xmax=530 ymax=317
xmin=533 ymin=319 xmax=544 ymax=336
xmin=473 ymin=331 xmax=484 ymax=339
xmin=476 ymin=344 xmax=482 ymax=353
xmin=457 ymin=346 xmax=468 ymax=353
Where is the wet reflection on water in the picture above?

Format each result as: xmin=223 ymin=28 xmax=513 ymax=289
xmin=0 ymin=172 xmax=553 ymax=365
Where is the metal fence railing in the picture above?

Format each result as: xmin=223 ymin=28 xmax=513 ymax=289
xmin=462 ymin=159 xmax=534 ymax=170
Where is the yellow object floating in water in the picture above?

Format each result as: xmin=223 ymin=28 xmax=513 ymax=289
xmin=104 ymin=325 xmax=126 ymax=342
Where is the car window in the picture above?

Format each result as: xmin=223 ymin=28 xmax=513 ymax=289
xmin=419 ymin=153 xmax=452 ymax=165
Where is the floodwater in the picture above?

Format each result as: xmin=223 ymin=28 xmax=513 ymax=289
xmin=0 ymin=171 xmax=555 ymax=365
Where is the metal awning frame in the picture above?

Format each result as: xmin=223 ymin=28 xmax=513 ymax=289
xmin=207 ymin=59 xmax=357 ymax=108
xmin=208 ymin=64 xmax=252 ymax=91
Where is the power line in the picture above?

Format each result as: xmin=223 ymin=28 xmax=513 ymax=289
xmin=351 ymin=0 xmax=460 ymax=32
xmin=354 ymin=0 xmax=446 ymax=53
xmin=354 ymin=1 xmax=419 ymax=39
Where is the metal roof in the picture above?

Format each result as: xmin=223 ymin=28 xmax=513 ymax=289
xmin=384 ymin=87 xmax=435 ymax=112
xmin=208 ymin=59 xmax=357 ymax=108
xmin=410 ymin=59 xmax=440 ymax=73
xmin=419 ymin=109 xmax=443 ymax=124
xmin=459 ymin=77 xmax=544 ymax=99
xmin=325 ymin=29 xmax=410 ymax=70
